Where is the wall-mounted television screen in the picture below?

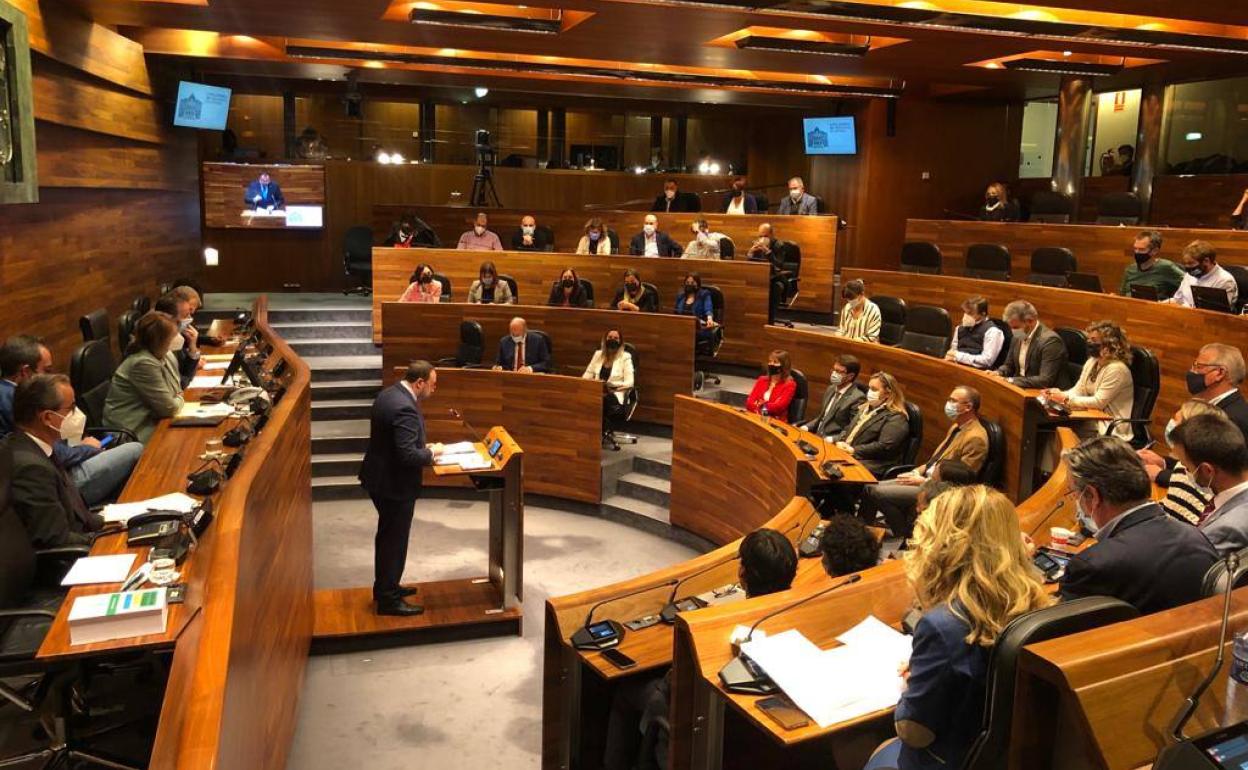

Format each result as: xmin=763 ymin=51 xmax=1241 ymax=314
xmin=201 ymin=163 xmax=326 ymax=229
xmin=803 ymin=116 xmax=857 ymax=156
xmin=173 ymin=82 xmax=232 ymax=131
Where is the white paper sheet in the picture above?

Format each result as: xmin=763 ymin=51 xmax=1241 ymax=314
xmin=201 ymin=361 xmax=229 ymax=371
xmin=440 ymin=441 xmax=477 ymax=454
xmin=177 ymin=402 xmax=234 ymax=418
xmin=187 ymin=375 xmax=227 ymax=389
xmin=61 ymin=554 xmax=138 ymax=586
xmin=100 ymin=492 xmax=199 ymax=524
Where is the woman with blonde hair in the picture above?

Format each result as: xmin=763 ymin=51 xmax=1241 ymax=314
xmin=977 ymin=181 xmax=1019 ymax=222
xmin=1042 ymin=320 xmax=1134 ymax=440
xmin=834 ymin=371 xmax=911 ymax=477
xmin=576 ymin=217 xmax=613 ymax=255
xmin=864 ymin=485 xmax=1052 ymax=770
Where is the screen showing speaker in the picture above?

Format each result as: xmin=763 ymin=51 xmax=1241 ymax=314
xmin=173 ymin=82 xmax=232 ymax=131
xmin=802 ymin=116 xmax=857 ymax=155
xmin=202 ymin=163 xmax=326 ymax=229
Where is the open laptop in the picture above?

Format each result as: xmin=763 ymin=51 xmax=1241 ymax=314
xmin=1065 ymin=272 xmax=1103 ymax=293
xmin=1192 ymin=285 xmax=1235 ymax=313
xmin=1129 ymin=284 xmax=1161 ymax=302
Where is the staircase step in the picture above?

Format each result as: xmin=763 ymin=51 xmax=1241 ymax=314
xmin=311 ymin=419 xmax=369 ymax=453
xmin=312 ymin=453 xmax=363 ymax=478
xmin=311 ymin=399 xmax=374 ymax=421
xmin=310 ymin=380 xmax=382 ymax=400
xmin=269 ymin=308 xmax=372 ymax=323
xmin=290 ymin=338 xmax=379 ymax=357
xmin=270 ymin=322 xmax=373 ymax=340
xmin=634 ymin=455 xmax=672 ymax=480
xmin=311 ymin=475 xmax=367 ymax=502
xmin=616 ymin=472 xmax=671 ymax=508
xmin=600 ymin=494 xmax=670 ymax=530
xmin=306 ymin=356 xmax=382 ymax=382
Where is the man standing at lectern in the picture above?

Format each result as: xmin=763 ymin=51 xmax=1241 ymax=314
xmin=243 ymin=171 xmax=284 ymax=210
xmin=359 ymin=360 xmax=444 ymax=616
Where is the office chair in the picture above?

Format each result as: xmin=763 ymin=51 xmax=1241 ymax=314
xmin=604 ymin=342 xmax=641 ymax=451
xmin=1224 ymin=264 xmax=1248 ymax=314
xmin=899 ymin=241 xmax=942 ymax=275
xmin=694 ymin=286 xmax=725 ymax=391
xmin=642 ymin=282 xmax=660 ymax=311
xmin=787 ymin=369 xmax=809 ymax=424
xmin=70 ymin=340 xmax=115 ymax=399
xmin=1054 ymin=327 xmax=1088 ymax=390
xmin=77 ymin=379 xmax=138 ymax=447
xmin=79 ymin=309 xmax=109 ymax=344
xmin=435 ymin=321 xmax=486 ymax=368
xmin=1095 ymin=192 xmax=1143 ymax=226
xmin=964 ymin=244 xmax=1011 ymax=281
xmin=812 ymin=195 xmax=825 ymax=215
xmin=961 ymin=597 xmax=1138 ymax=770
xmin=606 ymin=229 xmax=622 ymax=254
xmin=979 ymin=419 xmax=1006 ymax=489
xmin=579 ymin=279 xmax=596 ymax=308
xmin=899 ymin=305 xmax=952 ymax=358
xmin=768 ymin=241 xmax=802 ymax=327
xmin=989 ymin=318 xmax=1013 ymax=371
xmin=718 ymin=237 xmax=735 ymax=260
xmin=1202 ymin=547 xmax=1248 ymax=597
xmin=1028 ymin=247 xmax=1076 ymax=287
xmin=497 ymin=274 xmax=520 ymax=303
xmin=1128 ymin=345 xmax=1160 ymax=448
xmin=536 ymin=224 xmax=556 ymax=252
xmin=900 ymin=402 xmax=924 ymax=466
xmin=1028 ymin=190 xmax=1074 ymax=224
xmin=531 ymin=329 xmax=554 ymax=371
xmin=129 ymin=295 xmax=151 ymax=315
xmin=342 ymin=225 xmax=374 ymax=296
xmin=117 ymin=309 xmax=141 ymax=357
xmin=432 ymin=272 xmax=453 ymax=302
xmin=873 ymin=295 xmax=907 ymax=347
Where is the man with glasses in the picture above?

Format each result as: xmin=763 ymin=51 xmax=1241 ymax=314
xmin=1184 ymin=344 xmax=1248 ymax=441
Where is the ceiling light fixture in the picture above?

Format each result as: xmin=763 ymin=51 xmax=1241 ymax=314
xmin=1001 ymin=58 xmax=1124 ymax=76
xmin=475 ymin=86 xmax=490 ymax=98
xmin=733 ymin=35 xmax=871 ymax=57
xmin=409 ymin=8 xmax=561 ymax=35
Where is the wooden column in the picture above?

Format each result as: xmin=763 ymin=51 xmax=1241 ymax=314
xmin=420 ymin=99 xmax=436 ymax=163
xmin=536 ymin=109 xmax=549 ymax=165
xmin=1133 ymin=81 xmax=1167 ymax=220
xmin=1052 ymin=76 xmax=1093 ymax=209
xmin=550 ymin=108 xmax=566 ymax=169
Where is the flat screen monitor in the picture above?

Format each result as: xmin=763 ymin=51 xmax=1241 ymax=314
xmin=803 ymin=116 xmax=857 ymax=156
xmin=173 ymin=82 xmax=232 ymax=131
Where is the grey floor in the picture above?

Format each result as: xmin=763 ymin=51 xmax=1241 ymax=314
xmin=288 ymin=498 xmax=698 ymax=770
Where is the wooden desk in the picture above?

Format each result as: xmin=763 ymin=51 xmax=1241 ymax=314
xmin=380 ymin=300 xmax=695 ymax=426
xmin=669 ymin=396 xmax=873 ymax=545
xmin=904 ymin=218 xmax=1248 ymax=295
xmin=377 ymin=205 xmax=839 ymax=313
xmin=371 ymin=247 xmax=770 ymax=367
xmin=842 ymin=267 xmax=1248 ymax=451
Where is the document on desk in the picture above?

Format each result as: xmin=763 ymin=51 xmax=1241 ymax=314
xmin=436 ymin=450 xmax=492 ymax=470
xmin=187 ymin=375 xmax=227 ymax=389
xmin=100 ymin=492 xmax=199 ymax=524
xmin=202 ymin=354 xmax=234 ymax=363
xmin=201 ymin=361 xmax=230 ymax=371
xmin=61 ymin=554 xmax=137 ymax=586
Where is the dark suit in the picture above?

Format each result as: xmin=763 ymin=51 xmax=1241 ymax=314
xmin=611 ymin=286 xmax=659 ymax=314
xmin=650 ymin=192 xmax=701 ymax=213
xmin=1060 ymin=503 xmax=1218 ymax=615
xmin=2 ymin=431 xmax=102 ymax=548
xmin=1216 ymin=390 xmax=1248 ymax=445
xmin=510 ymin=228 xmax=552 ymax=252
xmin=995 ymin=323 xmax=1067 ymax=389
xmin=721 ymin=192 xmax=760 ymax=214
xmin=801 ymin=384 xmax=865 ymax=438
xmin=495 ymin=332 xmax=552 ymax=373
xmin=173 ymin=348 xmax=199 ymax=390
xmin=243 ymin=180 xmax=284 ymax=209
xmin=0 ymin=379 xmax=96 ymax=469
xmin=629 ymin=230 xmax=682 ymax=258
xmin=837 ymin=406 xmax=910 ymax=477
xmin=358 ymin=382 xmax=435 ymax=603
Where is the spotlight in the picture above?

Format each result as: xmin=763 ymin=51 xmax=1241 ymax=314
xmin=377 ymin=151 xmax=392 ymax=164
xmin=475 ymin=86 xmax=490 ymax=98
xmin=203 ymin=247 xmax=220 ymax=267
xmin=709 ymin=162 xmax=722 ymax=174
xmin=698 ymin=161 xmax=711 ymax=174
xmin=390 ymin=152 xmax=405 ymax=163
xmin=633 ymin=166 xmax=646 ymax=175
xmin=1186 ymin=132 xmax=1203 ymax=141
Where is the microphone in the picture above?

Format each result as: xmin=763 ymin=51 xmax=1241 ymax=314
xmin=448 ymin=408 xmax=485 ymax=446
xmin=660 ymin=555 xmax=739 ymax=624
xmin=571 ymin=578 xmax=679 ymax=650
xmin=1104 ymin=417 xmax=1152 ymax=437
xmin=1172 ymin=551 xmax=1240 ymax=742
xmin=745 ymin=574 xmax=862 ymax=644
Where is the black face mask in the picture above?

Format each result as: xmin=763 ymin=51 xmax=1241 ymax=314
xmin=1187 ymin=370 xmax=1209 ymax=395
xmin=606 ymin=339 xmax=621 ymax=351
xmin=625 ymin=282 xmax=639 ymax=293
xmin=1187 ymin=263 xmax=1206 ymax=278
xmin=400 ymin=227 xmax=413 ymax=238
xmin=1087 ymin=342 xmax=1103 ymax=357
xmin=562 ymin=278 xmax=575 ymax=289
xmin=419 ymin=274 xmax=432 ymax=285
xmin=767 ymin=364 xmax=781 ymax=376
xmin=1133 ymin=251 xmax=1152 ymax=266
xmin=986 ymin=195 xmax=999 ymax=205
xmin=684 ymin=284 xmax=697 ymax=294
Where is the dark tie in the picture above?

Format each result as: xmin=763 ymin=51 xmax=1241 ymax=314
xmin=927 ymin=426 xmax=961 ymax=468
xmin=50 ymin=453 xmax=92 ymax=527
xmin=515 ymin=340 xmax=525 ymax=371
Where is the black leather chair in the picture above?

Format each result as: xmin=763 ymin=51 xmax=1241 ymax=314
xmin=1096 ymin=191 xmax=1143 ymax=225
xmin=531 ymin=329 xmax=554 ymax=370
xmin=1202 ymin=547 xmax=1248 ymax=596
xmin=988 ymin=318 xmax=1013 ymax=371
xmin=962 ymin=597 xmax=1139 ymax=770
xmin=964 ymin=244 xmax=1011 ymax=281
xmin=69 ymin=339 xmax=115 ymax=399
xmin=1028 ymin=190 xmax=1074 ymax=224
xmin=979 ymin=419 xmax=1006 ymax=488
xmin=343 ymin=225 xmax=374 ymax=296
xmin=79 ymin=308 xmax=109 ymax=344
xmin=899 ymin=305 xmax=952 ymax=358
xmin=129 ymin=295 xmax=151 ymax=315
xmin=435 ymin=321 xmax=485 ymax=368
xmin=432 ymin=272 xmax=453 ymax=302
xmin=787 ymin=369 xmax=809 ymax=424
xmin=605 ymin=343 xmax=642 ymax=451
xmin=694 ymin=286 xmax=726 ymax=391
xmin=117 ymin=309 xmax=141 ymax=356
xmin=536 ymin=224 xmax=556 ymax=252
xmin=498 ymin=274 xmax=520 ymax=303
xmin=1054 ymin=327 xmax=1088 ymax=390
xmin=579 ymin=279 xmax=596 ymax=307
xmin=1224 ymin=264 xmax=1248 ymax=314
xmin=900 ymin=241 xmax=942 ymax=275
xmin=642 ymin=282 xmax=660 ymax=310
xmin=719 ymin=237 xmax=735 ymax=260
xmin=769 ymin=241 xmax=802 ymax=327
xmin=1128 ymin=345 xmax=1160 ymax=448
xmin=606 ymin=228 xmax=622 ymax=255
xmin=1028 ymin=247 xmax=1077 ymax=287
xmin=901 ymin=402 xmax=924 ymax=466
xmin=873 ymin=295 xmax=907 ymax=347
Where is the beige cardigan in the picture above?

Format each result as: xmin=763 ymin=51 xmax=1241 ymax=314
xmin=1064 ymin=358 xmax=1134 ymax=439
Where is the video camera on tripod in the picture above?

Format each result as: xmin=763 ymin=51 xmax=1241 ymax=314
xmin=471 ymin=129 xmax=501 ymax=207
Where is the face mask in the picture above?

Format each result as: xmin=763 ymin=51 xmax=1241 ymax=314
xmin=51 ymin=407 xmax=87 ymax=444
xmin=986 ymin=194 xmax=999 ymax=205
xmin=169 ymin=332 xmax=185 ymax=352
xmin=733 ymin=184 xmax=744 ymax=193
xmin=606 ymin=339 xmax=621 ymax=351
xmin=1075 ymin=490 xmax=1099 ymax=535
xmin=767 ymin=364 xmax=781 ymax=376
xmin=789 ymin=189 xmax=802 ymax=200
xmin=589 ymin=230 xmax=601 ymax=240
xmin=1011 ymin=327 xmax=1026 ymax=339
xmin=684 ymin=283 xmax=697 ymax=294
xmin=481 ymin=277 xmax=494 ymax=287
xmin=961 ymin=313 xmax=977 ymax=328
xmin=625 ymin=281 xmax=639 ymax=293
xmin=474 ymin=225 xmax=486 ymax=236
xmin=643 ymin=224 xmax=656 ymax=236
xmin=419 ymin=273 xmax=433 ymax=285
xmin=511 ymin=334 xmax=526 ymax=344
xmin=178 ymin=317 xmax=193 ymax=332
xmin=562 ymin=278 xmax=575 ymax=289
xmin=1087 ymin=342 xmax=1102 ymax=357
xmin=1187 ymin=263 xmax=1205 ymax=278
xmin=1192 ymin=465 xmax=1215 ymax=500
xmin=400 ymin=227 xmax=413 ymax=238
xmin=1186 ymin=370 xmax=1209 ymax=395
xmin=665 ymin=190 xmax=676 ymax=200
xmin=1133 ymin=251 xmax=1152 ymax=266
xmin=830 ymin=372 xmax=844 ymax=386
xmin=842 ymin=294 xmax=859 ymax=305
xmin=1164 ymin=417 xmax=1178 ymax=448
xmin=522 ymin=225 xmax=536 ymax=235
xmin=944 ymin=401 xmax=961 ymax=420
xmin=866 ymin=388 xmax=883 ymax=406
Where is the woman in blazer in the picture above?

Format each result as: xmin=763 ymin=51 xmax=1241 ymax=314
xmin=673 ymin=272 xmax=718 ymax=346
xmin=104 ymin=311 xmax=185 ymax=444
xmin=745 ymin=350 xmax=797 ymax=422
xmin=1042 ymin=320 xmax=1134 ymax=440
xmin=835 ymin=371 xmax=911 ymax=476
xmin=548 ymin=267 xmax=589 ymax=307
xmin=575 ymin=217 xmax=613 ymax=255
xmin=398 ymin=263 xmax=442 ymax=303
xmin=467 ymin=261 xmax=514 ymax=305
xmin=864 ymin=486 xmax=1051 ymax=770
xmin=612 ymin=269 xmax=658 ymax=313
xmin=583 ymin=329 xmax=634 ymax=430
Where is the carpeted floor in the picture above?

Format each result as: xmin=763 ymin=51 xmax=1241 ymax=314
xmin=287 ymin=497 xmax=698 ymax=770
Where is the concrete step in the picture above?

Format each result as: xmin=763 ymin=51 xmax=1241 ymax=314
xmin=269 ymin=308 xmax=372 ymax=323
xmin=634 ymin=455 xmax=672 ymax=480
xmin=311 ymin=399 xmax=373 ymax=421
xmin=311 ymin=419 xmax=369 ymax=454
xmin=310 ymin=379 xmax=381 ymax=401
xmin=271 ymin=321 xmax=373 ymax=340
xmin=289 ymin=338 xmax=379 ymax=357
xmin=305 ymin=356 xmax=382 ymax=382
xmin=311 ymin=475 xmax=367 ymax=502
xmin=312 ymin=452 xmax=362 ymax=478
xmin=616 ymin=472 xmax=671 ymax=508
xmin=600 ymin=494 xmax=670 ymax=530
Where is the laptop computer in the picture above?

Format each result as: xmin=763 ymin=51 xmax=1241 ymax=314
xmin=1065 ymin=272 xmax=1103 ymax=293
xmin=1192 ymin=285 xmax=1234 ymax=313
xmin=1129 ymin=284 xmax=1161 ymax=302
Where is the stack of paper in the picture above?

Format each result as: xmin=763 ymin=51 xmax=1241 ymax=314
xmin=61 ymin=554 xmax=137 ymax=586
xmin=201 ymin=361 xmax=230 ymax=371
xmin=740 ymin=616 xmax=912 ymax=729
xmin=67 ymin=588 xmax=169 ymax=646
xmin=435 ymin=442 xmax=492 ymax=470
xmin=100 ymin=492 xmax=199 ymax=524
xmin=187 ymin=375 xmax=227 ymax=389
xmin=178 ymin=402 xmax=233 ymax=418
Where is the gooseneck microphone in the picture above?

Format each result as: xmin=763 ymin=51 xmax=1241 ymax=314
xmin=660 ymin=555 xmax=739 ymax=624
xmin=448 ymin=408 xmax=485 ymax=446
xmin=745 ymin=574 xmax=862 ymax=643
xmin=1172 ymin=551 xmax=1241 ymax=742
xmin=571 ymin=578 xmax=679 ymax=651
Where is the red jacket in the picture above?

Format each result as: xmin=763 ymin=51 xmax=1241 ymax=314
xmin=745 ymin=376 xmax=797 ymax=422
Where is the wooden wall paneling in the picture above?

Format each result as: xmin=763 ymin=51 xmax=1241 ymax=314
xmin=762 ymin=325 xmax=1030 ymax=500
xmin=1150 ymin=173 xmax=1248 ymax=228
xmin=842 ymin=267 xmax=1248 ymax=451
xmin=201 ymin=162 xmax=327 ymax=228
xmin=379 ymin=301 xmax=695 ymax=425
xmin=11 ymin=0 xmax=152 ymax=95
xmin=904 ymin=218 xmax=1248 ymax=294
xmin=370 ymin=247 xmax=770 ymax=367
xmin=35 ymin=122 xmax=198 ymax=191
xmin=31 ymin=59 xmax=164 ymax=143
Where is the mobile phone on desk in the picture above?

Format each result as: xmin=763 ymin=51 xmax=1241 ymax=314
xmin=757 ymin=695 xmax=809 ymax=730
xmin=601 ymin=648 xmax=637 ymax=670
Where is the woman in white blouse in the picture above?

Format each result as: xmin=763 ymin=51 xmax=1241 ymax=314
xmin=583 ymin=329 xmax=635 ymax=438
xmin=1043 ymin=320 xmax=1135 ymax=440
xmin=838 ymin=278 xmax=882 ymax=343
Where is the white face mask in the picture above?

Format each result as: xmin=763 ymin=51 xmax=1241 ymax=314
xmin=830 ymin=372 xmax=844 ymax=386
xmin=511 ymin=334 xmax=526 ymax=344
xmin=1075 ymin=489 xmax=1099 ymax=535
xmin=961 ymin=313 xmax=978 ymax=328
xmin=474 ymin=225 xmax=486 ymax=236
xmin=178 ymin=317 xmax=193 ymax=331
xmin=866 ymin=388 xmax=884 ymax=406
xmin=789 ymin=189 xmax=802 ymax=200
xmin=169 ymin=332 xmax=185 ymax=352
xmin=643 ymin=224 xmax=656 ymax=235
xmin=665 ymin=190 xmax=676 ymax=199
xmin=1164 ymin=417 xmax=1178 ymax=447
xmin=522 ymin=225 xmax=535 ymax=235
xmin=1192 ymin=465 xmax=1216 ymax=500
xmin=51 ymin=407 xmax=87 ymax=444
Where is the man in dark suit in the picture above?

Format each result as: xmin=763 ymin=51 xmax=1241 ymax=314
xmin=154 ymin=293 xmax=200 ymax=388
xmin=358 ymin=360 xmax=444 ymax=616
xmin=1186 ymin=343 xmax=1248 ymax=441
xmin=629 ymin=214 xmax=681 ymax=258
xmin=993 ymin=300 xmax=1068 ymax=388
xmin=243 ymin=171 xmax=284 ymax=210
xmin=1170 ymin=413 xmax=1248 ymax=556
xmin=1058 ymin=436 xmax=1218 ymax=615
xmin=800 ymin=355 xmax=865 ymax=438
xmin=492 ymin=317 xmax=552 ymax=373
xmin=510 ymin=215 xmax=552 ymax=252
xmin=651 ymin=179 xmax=701 ymax=213
xmin=2 ymin=375 xmax=103 ymax=548
xmin=721 ymin=176 xmax=761 ymax=214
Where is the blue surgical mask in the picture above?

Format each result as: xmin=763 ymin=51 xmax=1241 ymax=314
xmin=944 ymin=401 xmax=961 ymax=420
xmin=1075 ymin=489 xmax=1099 ymax=535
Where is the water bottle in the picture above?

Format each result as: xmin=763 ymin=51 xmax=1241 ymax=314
xmin=1224 ymin=631 xmax=1248 ymax=725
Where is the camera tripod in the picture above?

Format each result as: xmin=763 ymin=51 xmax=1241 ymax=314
xmin=471 ymin=146 xmax=502 ymax=208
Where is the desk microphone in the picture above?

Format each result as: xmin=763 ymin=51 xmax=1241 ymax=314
xmin=571 ymin=578 xmax=679 ymax=651
xmin=448 ymin=408 xmax=485 ymax=446
xmin=719 ymin=574 xmax=862 ymax=694
xmin=1104 ymin=417 xmax=1152 ymax=437
xmin=660 ymin=555 xmax=739 ymax=624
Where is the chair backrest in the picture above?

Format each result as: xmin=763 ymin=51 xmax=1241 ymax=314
xmin=1028 ymin=190 xmax=1074 ymax=224
xmin=79 ymin=378 xmax=112 ymax=428
xmin=432 ymin=272 xmax=453 ymax=301
xmin=531 ymin=330 xmax=553 ymax=368
xmin=643 ymin=282 xmax=660 ymax=309
xmin=988 ymin=318 xmax=1013 ymax=371
xmin=1028 ymin=247 xmax=1076 ymax=287
xmin=536 ymin=224 xmax=556 ymax=251
xmin=622 ymin=342 xmax=640 ymax=419
xmin=775 ymin=241 xmax=802 ymax=274
xmin=873 ymin=295 xmax=907 ymax=347
xmin=719 ymin=237 xmax=735 ymax=260
xmin=1202 ymin=548 xmax=1248 ymax=596
xmin=900 ymin=241 xmax=942 ymax=275
xmin=1129 ymin=345 xmax=1160 ymax=447
xmin=962 ymin=597 xmax=1139 ymax=770
xmin=498 ymin=274 xmax=520 ymax=302
xmin=457 ymin=321 xmax=484 ymax=366
xmin=606 ymin=229 xmax=621 ymax=254
xmin=1054 ymin=326 xmax=1088 ymax=390
xmin=0 ymin=501 xmax=36 ymax=611
xmin=787 ymin=369 xmax=809 ymax=424
xmin=705 ymin=285 xmax=726 ymax=324
xmin=130 ymin=295 xmax=151 ymax=315
xmin=902 ymin=402 xmax=923 ymax=465
xmin=979 ymin=418 xmax=1006 ymax=488
xmin=70 ymin=339 xmax=115 ymax=397
xmin=344 ymin=226 xmax=374 ymax=272
xmin=1224 ymin=264 xmax=1248 ymax=313
xmin=579 ymin=279 xmax=595 ymax=306
xmin=80 ymin=308 xmax=109 ymax=343
xmin=1095 ymin=192 xmax=1142 ymax=225
xmin=117 ymin=309 xmax=141 ymax=357
xmin=964 ymin=243 xmax=1011 ymax=281
xmin=899 ymin=305 xmax=952 ymax=358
